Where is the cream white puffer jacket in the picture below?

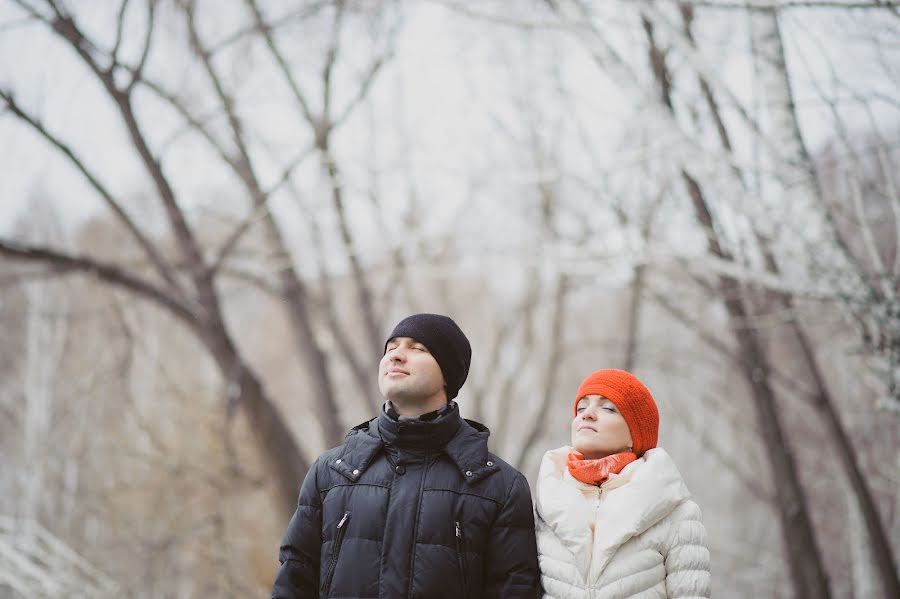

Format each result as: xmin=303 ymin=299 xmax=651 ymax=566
xmin=535 ymin=446 xmax=710 ymax=599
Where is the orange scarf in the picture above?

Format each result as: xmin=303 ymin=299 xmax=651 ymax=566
xmin=567 ymin=450 xmax=637 ymax=485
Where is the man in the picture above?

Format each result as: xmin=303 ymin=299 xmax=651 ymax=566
xmin=272 ymin=313 xmax=541 ymax=599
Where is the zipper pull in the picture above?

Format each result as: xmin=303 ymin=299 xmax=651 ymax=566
xmin=337 ymin=512 xmax=350 ymax=529
xmin=455 ymin=521 xmax=461 ymax=538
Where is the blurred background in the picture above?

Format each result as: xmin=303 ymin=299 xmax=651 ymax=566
xmin=1 ymin=0 xmax=898 ymax=597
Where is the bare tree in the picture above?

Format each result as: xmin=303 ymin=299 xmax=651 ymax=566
xmin=744 ymin=5 xmax=899 ymax=595
xmin=2 ymin=1 xmax=897 ymax=596
xmin=2 ymin=0 xmax=406 ymax=514
xmin=1 ymin=0 xmax=307 ymax=518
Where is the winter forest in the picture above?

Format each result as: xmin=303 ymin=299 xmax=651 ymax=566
xmin=0 ymin=0 xmax=898 ymax=597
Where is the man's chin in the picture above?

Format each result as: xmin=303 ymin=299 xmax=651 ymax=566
xmin=380 ymin=380 xmax=406 ymax=396
xmin=381 ymin=384 xmax=414 ymax=402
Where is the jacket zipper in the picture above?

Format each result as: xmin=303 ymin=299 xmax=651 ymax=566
xmin=454 ymin=521 xmax=470 ymax=599
xmin=322 ymin=511 xmax=351 ymax=596
xmin=407 ymin=453 xmax=431 ymax=597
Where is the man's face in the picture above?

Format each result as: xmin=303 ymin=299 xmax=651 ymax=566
xmin=378 ymin=337 xmax=446 ymax=407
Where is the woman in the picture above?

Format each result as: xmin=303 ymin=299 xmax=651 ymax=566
xmin=535 ymin=369 xmax=710 ymax=598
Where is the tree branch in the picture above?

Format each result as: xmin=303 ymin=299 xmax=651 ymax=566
xmin=333 ymin=51 xmax=391 ymax=128
xmin=111 ymin=0 xmax=132 ymax=63
xmin=686 ymin=0 xmax=898 ymax=8
xmin=207 ymin=1 xmax=332 ymax=57
xmin=126 ymin=0 xmax=156 ymax=92
xmin=0 ymin=238 xmax=199 ymax=330
xmin=320 ymin=0 xmax=345 ymax=125
xmin=0 ymin=87 xmax=185 ymax=295
xmin=208 ymin=202 xmax=271 ymax=276
xmin=242 ymin=0 xmax=317 ymax=127
xmin=40 ymin=2 xmax=214 ymax=306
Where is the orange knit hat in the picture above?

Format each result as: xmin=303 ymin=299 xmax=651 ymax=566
xmin=573 ymin=369 xmax=659 ymax=456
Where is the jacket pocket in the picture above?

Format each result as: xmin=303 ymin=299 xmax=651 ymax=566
xmin=454 ymin=521 xmax=470 ymax=599
xmin=322 ymin=511 xmax=351 ymax=596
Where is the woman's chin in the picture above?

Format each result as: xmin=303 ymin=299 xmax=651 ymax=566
xmin=573 ymin=444 xmax=615 ymax=459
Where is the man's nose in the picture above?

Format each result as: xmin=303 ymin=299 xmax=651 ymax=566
xmin=387 ymin=347 xmax=406 ymax=361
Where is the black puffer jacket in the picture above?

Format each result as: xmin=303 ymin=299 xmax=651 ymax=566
xmin=272 ymin=402 xmax=541 ymax=599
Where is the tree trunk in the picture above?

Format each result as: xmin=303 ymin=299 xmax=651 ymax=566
xmin=847 ymin=484 xmax=878 ymax=599
xmin=216 ymin=350 xmax=309 ymax=521
xmin=677 ymin=1 xmax=900 ymax=592
xmin=633 ymin=6 xmax=833 ymax=593
xmin=683 ymin=172 xmax=833 ymax=597
xmin=749 ymin=8 xmax=900 ymax=596
xmin=271 ymin=240 xmax=348 ymax=448
xmin=786 ymin=298 xmax=900 ymax=598
xmin=623 ymin=262 xmax=647 ymax=372
xmin=635 ymin=9 xmax=835 ymax=594
xmin=513 ymin=271 xmax=569 ymax=469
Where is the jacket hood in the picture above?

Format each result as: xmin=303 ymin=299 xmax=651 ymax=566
xmin=535 ymin=445 xmax=690 ymax=582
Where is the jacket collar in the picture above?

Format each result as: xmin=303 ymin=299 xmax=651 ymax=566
xmin=536 ymin=446 xmax=690 ymax=582
xmin=379 ymin=401 xmax=461 ymax=450
xmin=442 ymin=415 xmax=499 ymax=484
xmin=329 ymin=402 xmax=500 ymax=485
xmin=329 ymin=419 xmax=384 ymax=483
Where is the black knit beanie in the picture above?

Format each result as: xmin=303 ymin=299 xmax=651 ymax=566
xmin=384 ymin=313 xmax=472 ymax=400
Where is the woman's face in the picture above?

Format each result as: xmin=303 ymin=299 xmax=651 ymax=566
xmin=571 ymin=395 xmax=633 ymax=459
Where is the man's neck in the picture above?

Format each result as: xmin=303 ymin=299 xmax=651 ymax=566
xmin=386 ymin=397 xmax=449 ymax=419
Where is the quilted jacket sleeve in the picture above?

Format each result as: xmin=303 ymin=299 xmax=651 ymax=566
xmin=271 ymin=458 xmax=323 ymax=599
xmin=483 ymin=473 xmax=543 ymax=599
xmin=663 ymin=500 xmax=711 ymax=598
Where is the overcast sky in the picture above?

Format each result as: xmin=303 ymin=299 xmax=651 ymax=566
xmin=1 ymin=2 xmax=897 ymax=241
